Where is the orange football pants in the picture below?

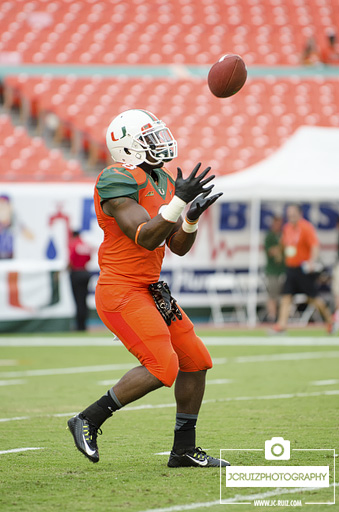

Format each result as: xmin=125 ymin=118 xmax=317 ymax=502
xmin=95 ymin=284 xmax=212 ymax=387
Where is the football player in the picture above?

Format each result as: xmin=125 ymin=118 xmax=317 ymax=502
xmin=68 ymin=109 xmax=229 ymax=468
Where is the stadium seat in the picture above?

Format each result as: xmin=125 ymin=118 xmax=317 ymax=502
xmin=1 ymin=0 xmax=339 ymax=177
xmin=4 ymin=75 xmax=339 ymax=176
xmin=1 ymin=0 xmax=339 ymax=65
xmin=0 ymin=114 xmax=87 ymax=181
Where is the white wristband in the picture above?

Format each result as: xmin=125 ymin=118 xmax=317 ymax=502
xmin=161 ymin=195 xmax=186 ymax=223
xmin=182 ymin=216 xmax=199 ymax=233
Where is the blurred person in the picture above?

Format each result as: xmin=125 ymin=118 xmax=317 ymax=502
xmin=300 ymin=36 xmax=320 ymax=65
xmin=0 ymin=194 xmax=34 ymax=259
xmin=67 ymin=109 xmax=228 ymax=468
xmin=272 ymin=204 xmax=333 ymax=334
xmin=332 ymin=216 xmax=339 ymax=330
xmin=320 ymin=29 xmax=339 ymax=65
xmin=264 ymin=215 xmax=285 ymax=323
xmin=0 ymin=195 xmax=14 ymax=259
xmin=68 ymin=230 xmax=92 ymax=331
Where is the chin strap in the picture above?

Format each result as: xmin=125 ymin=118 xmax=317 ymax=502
xmin=143 ymin=154 xmax=164 ymax=166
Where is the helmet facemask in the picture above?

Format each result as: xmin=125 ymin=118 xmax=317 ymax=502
xmin=134 ymin=120 xmax=177 ymax=165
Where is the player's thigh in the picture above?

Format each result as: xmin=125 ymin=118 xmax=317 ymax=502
xmin=296 ymin=272 xmax=318 ymax=298
xmin=95 ymin=284 xmax=179 ymax=386
xmin=267 ymin=275 xmax=282 ymax=299
xmin=168 ymin=305 xmax=212 ymax=372
xmin=282 ymin=268 xmax=298 ymax=295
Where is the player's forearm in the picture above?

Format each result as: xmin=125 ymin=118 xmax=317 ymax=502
xmin=136 ymin=215 xmax=178 ymax=251
xmin=268 ymin=246 xmax=280 ymax=257
xmin=138 ymin=195 xmax=188 ymax=251
xmin=309 ymin=245 xmax=319 ymax=264
xmin=168 ymin=227 xmax=197 ymax=256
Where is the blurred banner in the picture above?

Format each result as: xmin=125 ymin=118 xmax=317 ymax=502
xmin=0 ymin=183 xmax=338 ymax=331
xmin=0 ymin=183 xmax=100 ymax=331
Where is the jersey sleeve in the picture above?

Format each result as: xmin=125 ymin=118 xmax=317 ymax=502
xmin=96 ymin=167 xmax=139 ymax=202
xmin=305 ymin=221 xmax=319 ymax=246
xmin=265 ymin=232 xmax=275 ymax=250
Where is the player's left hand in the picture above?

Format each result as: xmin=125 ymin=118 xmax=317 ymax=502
xmin=186 ymin=190 xmax=223 ymax=222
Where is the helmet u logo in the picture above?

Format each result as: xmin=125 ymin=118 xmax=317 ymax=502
xmin=111 ymin=126 xmax=127 ymax=141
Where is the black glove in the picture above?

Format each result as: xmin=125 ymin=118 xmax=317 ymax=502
xmin=186 ymin=190 xmax=224 ymax=222
xmin=175 ymin=163 xmax=215 ymax=204
xmin=149 ymin=281 xmax=182 ymax=326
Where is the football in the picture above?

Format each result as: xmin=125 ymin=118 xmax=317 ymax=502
xmin=207 ymin=54 xmax=247 ymax=98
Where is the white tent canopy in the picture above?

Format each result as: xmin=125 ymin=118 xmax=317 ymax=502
xmin=213 ymin=126 xmax=339 ymax=326
xmin=214 ymin=126 xmax=339 ymax=201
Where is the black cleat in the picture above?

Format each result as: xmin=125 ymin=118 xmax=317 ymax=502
xmin=167 ymin=447 xmax=230 ymax=468
xmin=67 ymin=414 xmax=101 ymax=463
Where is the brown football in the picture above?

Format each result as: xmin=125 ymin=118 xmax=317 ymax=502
xmin=208 ymin=54 xmax=247 ymax=98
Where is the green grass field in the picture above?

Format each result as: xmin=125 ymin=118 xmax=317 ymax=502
xmin=1 ymin=329 xmax=338 ymax=512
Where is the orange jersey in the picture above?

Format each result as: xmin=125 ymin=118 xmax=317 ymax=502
xmin=282 ymin=218 xmax=319 ymax=267
xmin=94 ymin=163 xmax=176 ymax=286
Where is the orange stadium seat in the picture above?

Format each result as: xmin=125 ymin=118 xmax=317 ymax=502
xmin=0 ymin=114 xmax=87 ymax=181
xmin=4 ymin=76 xmax=339 ymax=176
xmin=1 ymin=1 xmax=339 ymax=179
xmin=0 ymin=0 xmax=339 ymax=65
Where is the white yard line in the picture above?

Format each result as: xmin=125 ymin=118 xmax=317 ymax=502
xmin=155 ymin=450 xmax=210 ymax=455
xmin=0 ymin=389 xmax=339 ymax=423
xmin=1 ymin=336 xmax=339 ymax=347
xmin=0 ymin=358 xmax=225 ymax=379
xmin=234 ymin=351 xmax=339 ymax=363
xmin=0 ymin=352 xmax=337 ymax=380
xmin=1 ymin=389 xmax=339 ymax=423
xmin=0 ymin=447 xmax=44 ymax=455
xmin=138 ymin=484 xmax=338 ymax=512
xmin=0 ymin=415 xmax=31 ymax=423
xmin=1 ymin=351 xmax=336 ymax=384
xmin=97 ymin=378 xmax=233 ymax=387
xmin=0 ymin=337 xmax=116 ymax=347
xmin=208 ymin=351 xmax=339 ymax=364
xmin=125 ymin=389 xmax=339 ymax=411
xmin=0 ymin=360 xmax=18 ymax=366
xmin=211 ymin=357 xmax=227 ymax=364
xmin=0 ymin=379 xmax=26 ymax=386
xmin=0 ymin=363 xmax=135 ymax=378
xmin=311 ymin=379 xmax=339 ymax=386
xmin=203 ymin=337 xmax=339 ymax=346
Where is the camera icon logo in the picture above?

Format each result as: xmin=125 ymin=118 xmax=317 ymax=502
xmin=265 ymin=437 xmax=290 ymax=460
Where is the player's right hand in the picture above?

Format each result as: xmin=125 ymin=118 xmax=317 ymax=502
xmin=175 ymin=163 xmax=215 ymax=203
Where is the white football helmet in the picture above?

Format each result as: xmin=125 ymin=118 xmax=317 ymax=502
xmin=106 ymin=109 xmax=177 ymax=166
